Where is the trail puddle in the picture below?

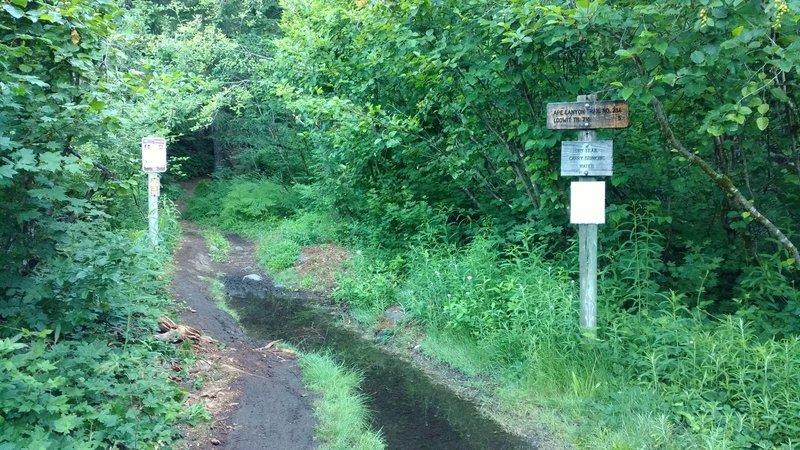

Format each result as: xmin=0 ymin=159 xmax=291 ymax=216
xmin=224 ymin=280 xmax=531 ymax=450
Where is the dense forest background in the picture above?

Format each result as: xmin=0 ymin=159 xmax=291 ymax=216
xmin=2 ymin=0 xmax=799 ymax=448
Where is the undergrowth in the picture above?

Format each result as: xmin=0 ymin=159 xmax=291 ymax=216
xmin=0 ymin=202 xmax=204 ymax=448
xmin=332 ymin=214 xmax=800 ymax=448
xmin=202 ymin=228 xmax=230 ymax=263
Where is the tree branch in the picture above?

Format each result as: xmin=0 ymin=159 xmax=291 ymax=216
xmin=650 ymin=96 xmax=800 ymax=269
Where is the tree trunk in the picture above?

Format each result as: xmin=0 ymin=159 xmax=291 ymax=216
xmin=211 ymin=113 xmax=226 ymax=172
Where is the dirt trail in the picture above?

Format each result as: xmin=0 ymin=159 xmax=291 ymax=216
xmin=171 ymin=221 xmax=316 ymax=450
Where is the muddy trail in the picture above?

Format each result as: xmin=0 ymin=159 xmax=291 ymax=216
xmin=172 ymin=218 xmax=541 ymax=449
xmin=171 ymin=221 xmax=315 ymax=449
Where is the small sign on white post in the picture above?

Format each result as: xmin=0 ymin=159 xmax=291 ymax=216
xmin=141 ymin=136 xmax=167 ymax=173
xmin=141 ymin=136 xmax=166 ymax=247
xmin=570 ymin=181 xmax=606 ymax=224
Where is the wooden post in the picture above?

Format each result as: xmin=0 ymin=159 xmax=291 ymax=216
xmin=577 ymin=94 xmax=598 ymax=335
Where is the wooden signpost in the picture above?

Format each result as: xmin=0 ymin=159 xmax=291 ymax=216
xmin=141 ymin=137 xmax=167 ymax=247
xmin=546 ymin=101 xmax=628 ymax=130
xmin=547 ymin=95 xmax=628 ymax=335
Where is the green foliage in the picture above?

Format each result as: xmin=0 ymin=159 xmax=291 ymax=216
xmin=418 ymin=332 xmax=493 ymax=378
xmin=186 ymin=180 xmax=231 ymax=222
xmin=298 ymin=351 xmax=385 ymax=450
xmin=398 ymin=237 xmax=579 ymax=363
xmin=202 ymin=228 xmax=230 ymax=263
xmin=333 ymin=251 xmax=400 ymax=321
xmin=221 ymin=179 xmax=299 ymax=226
xmin=0 ymin=214 xmax=196 ymax=447
xmin=331 ymin=228 xmax=800 ymax=447
xmin=0 ymin=331 xmax=188 ymax=448
xmin=186 ymin=177 xmax=300 ymax=230
xmin=0 ymin=1 xmax=205 ymax=444
xmin=257 ymin=237 xmax=301 ymax=272
xmin=604 ymin=294 xmax=800 ymax=448
xmin=274 ymin=0 xmax=800 ymax=307
xmin=254 ymin=209 xmax=344 ymax=275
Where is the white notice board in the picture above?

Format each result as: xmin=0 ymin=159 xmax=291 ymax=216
xmin=141 ymin=136 xmax=167 ymax=173
xmin=570 ymin=181 xmax=605 ymax=224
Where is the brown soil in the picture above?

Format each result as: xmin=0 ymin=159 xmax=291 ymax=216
xmin=170 ymin=221 xmax=316 ymax=450
xmin=296 ymin=244 xmax=351 ymax=292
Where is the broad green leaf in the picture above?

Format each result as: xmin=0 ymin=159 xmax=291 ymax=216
xmin=731 ymin=25 xmax=744 ymax=37
xmin=756 ymin=117 xmax=769 ymax=130
xmin=707 ymin=125 xmax=724 ymax=136
xmin=770 ymin=88 xmax=789 ymax=102
xmin=620 ymin=87 xmax=634 ymax=100
xmin=757 ymin=104 xmax=769 ymax=115
xmin=614 ymin=48 xmax=637 ymax=58
xmin=53 ymin=415 xmax=80 ymax=434
xmin=690 ymin=51 xmax=705 ymax=64
xmin=38 ymin=152 xmax=62 ymax=172
xmin=0 ymin=165 xmax=17 ymax=179
xmin=654 ymin=42 xmax=668 ymax=55
xmin=2 ymin=4 xmax=25 ymax=19
xmin=14 ymin=148 xmax=36 ymax=170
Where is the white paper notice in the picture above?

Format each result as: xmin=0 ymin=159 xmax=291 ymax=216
xmin=141 ymin=136 xmax=167 ymax=173
xmin=570 ymin=181 xmax=605 ymax=224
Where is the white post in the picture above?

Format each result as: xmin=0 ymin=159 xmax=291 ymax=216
xmin=577 ymin=94 xmax=598 ymax=335
xmin=148 ymin=173 xmax=159 ymax=247
xmin=142 ymin=136 xmax=167 ymax=248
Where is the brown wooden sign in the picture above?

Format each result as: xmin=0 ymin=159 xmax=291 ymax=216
xmin=546 ymin=101 xmax=629 ymax=130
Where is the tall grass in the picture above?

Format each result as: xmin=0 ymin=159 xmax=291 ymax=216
xmin=298 ymin=352 xmax=385 ymax=450
xmin=333 ymin=230 xmax=800 ymax=448
xmin=201 ymin=228 xmax=230 ymax=262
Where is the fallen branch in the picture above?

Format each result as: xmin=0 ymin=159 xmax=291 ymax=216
xmin=156 ymin=316 xmax=218 ymax=344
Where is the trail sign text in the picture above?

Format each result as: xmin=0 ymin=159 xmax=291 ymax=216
xmin=561 ymin=140 xmax=613 ymax=177
xmin=547 ymin=101 xmax=628 ymax=130
xmin=141 ymin=136 xmax=167 ymax=173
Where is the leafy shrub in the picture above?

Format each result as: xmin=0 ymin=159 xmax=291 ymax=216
xmin=0 ymin=213 xmax=194 ymax=448
xmin=270 ymin=211 xmax=342 ymax=246
xmin=186 ymin=180 xmax=231 ymax=222
xmin=332 ymin=251 xmax=399 ymax=319
xmin=0 ymin=331 xmax=187 ymax=448
xmin=187 ymin=178 xmax=301 ymax=230
xmin=606 ymin=295 xmax=800 ymax=448
xmin=254 ymin=211 xmax=343 ymax=276
xmin=399 ymin=237 xmax=579 ymax=362
xmin=219 ymin=179 xmax=299 ymax=228
xmin=257 ymin=236 xmax=301 ymax=272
